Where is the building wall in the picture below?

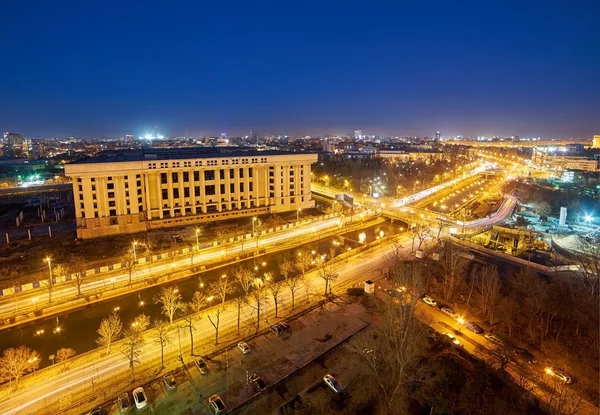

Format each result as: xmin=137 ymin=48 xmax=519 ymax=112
xmin=65 ymin=153 xmax=317 ymax=238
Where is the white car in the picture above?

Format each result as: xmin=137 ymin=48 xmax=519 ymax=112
xmin=422 ymin=295 xmax=437 ymax=307
xmin=484 ymin=333 xmax=503 ymax=346
xmin=440 ymin=306 xmax=456 ymax=318
xmin=238 ymin=341 xmax=251 ymax=354
xmin=132 ymin=387 xmax=147 ymax=409
xmin=323 ymin=374 xmax=342 ymax=393
xmin=443 ymin=332 xmax=461 ymax=346
xmin=545 ymin=367 xmax=572 ymax=384
xmin=208 ymin=394 xmax=226 ymax=413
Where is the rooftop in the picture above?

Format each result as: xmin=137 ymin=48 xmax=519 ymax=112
xmin=73 ymin=147 xmax=314 ymax=164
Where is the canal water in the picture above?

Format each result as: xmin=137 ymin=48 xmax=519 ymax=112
xmin=0 ymin=221 xmax=399 ymax=368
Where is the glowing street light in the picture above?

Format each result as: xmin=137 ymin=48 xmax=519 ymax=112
xmin=252 ymin=216 xmax=258 ymax=234
xmin=297 ymin=208 xmax=302 ymax=222
xmin=44 ymin=256 xmax=52 ymax=281
xmin=457 ymin=316 xmax=465 ymax=325
xmin=195 ymin=227 xmax=201 ymax=250
xmin=358 ymin=232 xmax=367 ymax=244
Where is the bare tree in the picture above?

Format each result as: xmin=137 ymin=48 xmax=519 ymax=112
xmin=435 ymin=244 xmax=468 ymax=301
xmin=55 ymin=348 xmax=77 ymax=371
xmin=68 ymin=255 xmax=86 ymax=296
xmin=478 ymin=264 xmax=502 ymax=324
xmin=152 ymin=320 xmax=171 ymax=368
xmin=348 ymin=296 xmax=426 ymax=414
xmin=573 ymin=237 xmax=600 ymax=305
xmin=233 ymin=267 xmax=254 ymax=335
xmin=181 ymin=304 xmax=198 ymax=356
xmin=215 ymin=225 xmax=232 ymax=255
xmin=130 ymin=313 xmax=151 ymax=335
xmin=281 ymin=259 xmax=301 ymax=310
xmin=266 ymin=272 xmax=283 ymax=318
xmin=121 ymin=250 xmax=136 ymax=285
xmin=314 ymin=255 xmax=338 ymax=295
xmin=248 ymin=275 xmax=268 ymax=333
xmin=154 ymin=286 xmax=184 ymax=325
xmin=253 ymin=218 xmax=265 ymax=249
xmin=0 ymin=346 xmax=40 ymax=389
xmin=410 ymin=222 xmax=432 ymax=251
xmin=96 ymin=312 xmax=122 ymax=354
xmin=120 ymin=328 xmax=143 ymax=382
xmin=207 ymin=309 xmax=221 ymax=345
xmin=208 ymin=274 xmax=233 ymax=306
xmin=546 ymin=377 xmax=583 ymax=415
xmin=480 ymin=343 xmax=511 ymax=373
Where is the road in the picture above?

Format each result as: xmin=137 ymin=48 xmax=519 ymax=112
xmin=0 ymin=228 xmax=400 ymax=415
xmin=0 ymin=227 xmax=594 ymax=414
xmin=0 ymin=214 xmax=362 ymax=323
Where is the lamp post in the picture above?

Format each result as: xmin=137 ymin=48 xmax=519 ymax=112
xmin=132 ymin=241 xmax=138 ymax=263
xmin=195 ymin=228 xmax=201 ymax=250
xmin=252 ymin=217 xmax=257 ymax=235
xmin=296 ymin=208 xmax=302 ymax=222
xmin=44 ymin=257 xmax=52 ymax=281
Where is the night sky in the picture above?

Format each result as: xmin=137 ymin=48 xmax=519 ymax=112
xmin=1 ymin=0 xmax=598 ymax=138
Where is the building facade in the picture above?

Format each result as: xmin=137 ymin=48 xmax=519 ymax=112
xmin=532 ymin=147 xmax=599 ymax=172
xmin=65 ymin=148 xmax=317 ymax=239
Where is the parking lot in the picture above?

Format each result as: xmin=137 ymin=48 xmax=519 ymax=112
xmin=101 ymin=300 xmax=370 ymax=414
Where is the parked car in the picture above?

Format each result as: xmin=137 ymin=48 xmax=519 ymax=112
xmin=88 ymin=407 xmax=102 ymax=415
xmin=277 ymin=322 xmax=292 ymax=332
xmin=270 ymin=322 xmax=292 ymax=336
xmin=545 ymin=367 xmax=572 ymax=384
xmin=421 ymin=295 xmax=437 ymax=307
xmin=208 ymin=394 xmax=226 ymax=414
xmin=117 ymin=393 xmax=132 ymax=412
xmin=163 ymin=373 xmax=177 ymax=391
xmin=443 ymin=332 xmax=461 ymax=346
xmin=323 ymin=374 xmax=343 ymax=393
xmin=440 ymin=306 xmax=456 ymax=318
xmin=132 ymin=387 xmax=147 ymax=409
xmin=249 ymin=373 xmax=267 ymax=392
xmin=465 ymin=321 xmax=484 ymax=334
xmin=484 ymin=333 xmax=504 ymax=346
xmin=513 ymin=348 xmax=536 ymax=364
xmin=195 ymin=357 xmax=209 ymax=374
xmin=238 ymin=341 xmax=251 ymax=354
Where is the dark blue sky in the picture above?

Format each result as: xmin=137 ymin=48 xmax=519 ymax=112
xmin=1 ymin=0 xmax=598 ymax=138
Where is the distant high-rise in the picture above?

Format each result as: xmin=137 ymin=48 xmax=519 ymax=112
xmin=354 ymin=130 xmax=363 ymax=140
xmin=250 ymin=130 xmax=258 ymax=141
xmin=593 ymin=134 xmax=600 ymax=149
xmin=3 ymin=132 xmax=24 ymax=158
xmin=125 ymin=134 xmax=134 ymax=142
xmin=435 ymin=131 xmax=441 ymax=141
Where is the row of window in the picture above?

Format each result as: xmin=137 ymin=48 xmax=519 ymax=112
xmin=160 ymin=168 xmax=254 ymax=184
xmin=160 ymin=182 xmax=254 ymax=200
xmin=147 ymin=157 xmax=269 ymax=170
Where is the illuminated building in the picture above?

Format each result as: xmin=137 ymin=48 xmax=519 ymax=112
xmin=593 ymin=135 xmax=600 ymax=149
xmin=65 ymin=148 xmax=317 ymax=238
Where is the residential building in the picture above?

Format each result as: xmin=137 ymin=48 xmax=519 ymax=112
xmin=65 ymin=148 xmax=317 ymax=238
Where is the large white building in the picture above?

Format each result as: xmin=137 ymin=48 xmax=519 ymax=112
xmin=65 ymin=148 xmax=317 ymax=239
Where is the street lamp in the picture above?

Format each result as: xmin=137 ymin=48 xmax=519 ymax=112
xmin=195 ymin=227 xmax=201 ymax=250
xmin=252 ymin=217 xmax=257 ymax=234
xmin=207 ymin=296 xmax=214 ymax=307
xmin=132 ymin=241 xmax=138 ymax=263
xmin=44 ymin=257 xmax=52 ymax=281
xmin=297 ymin=208 xmax=302 ymax=222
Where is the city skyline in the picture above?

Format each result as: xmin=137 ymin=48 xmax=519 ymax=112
xmin=1 ymin=1 xmax=598 ymax=138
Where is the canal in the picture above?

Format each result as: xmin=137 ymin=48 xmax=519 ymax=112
xmin=1 ymin=221 xmax=400 ymax=368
